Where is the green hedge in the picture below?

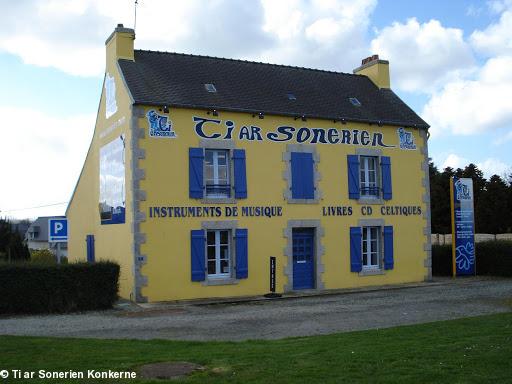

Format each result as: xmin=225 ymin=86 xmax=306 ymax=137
xmin=432 ymin=240 xmax=512 ymax=277
xmin=0 ymin=262 xmax=119 ymax=314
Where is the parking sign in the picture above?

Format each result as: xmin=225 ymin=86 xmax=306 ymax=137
xmin=48 ymin=218 xmax=68 ymax=242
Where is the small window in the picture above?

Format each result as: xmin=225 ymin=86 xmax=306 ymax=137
xmin=349 ymin=97 xmax=362 ymax=107
xmin=205 ymin=149 xmax=231 ymax=198
xmin=207 ymin=229 xmax=231 ymax=277
xmin=204 ymin=83 xmax=217 ymax=93
xmin=360 ymin=156 xmax=380 ymax=198
xmin=287 ymin=93 xmax=296 ymax=100
xmin=362 ymin=226 xmax=381 ymax=269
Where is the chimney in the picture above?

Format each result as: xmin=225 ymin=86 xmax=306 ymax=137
xmin=105 ymin=24 xmax=135 ymax=67
xmin=353 ymin=55 xmax=390 ymax=89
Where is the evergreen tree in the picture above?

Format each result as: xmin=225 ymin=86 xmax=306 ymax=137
xmin=0 ymin=218 xmax=30 ymax=262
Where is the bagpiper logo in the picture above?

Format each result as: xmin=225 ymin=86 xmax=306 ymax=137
xmin=455 ymin=179 xmax=471 ymax=200
xmin=397 ymin=127 xmax=416 ymax=150
xmin=146 ymin=110 xmax=177 ymax=138
xmin=105 ymin=73 xmax=117 ymax=119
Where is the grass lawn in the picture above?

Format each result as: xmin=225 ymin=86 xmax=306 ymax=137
xmin=1 ymin=313 xmax=511 ymax=383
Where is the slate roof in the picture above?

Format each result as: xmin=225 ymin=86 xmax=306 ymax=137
xmin=118 ymin=50 xmax=429 ymax=129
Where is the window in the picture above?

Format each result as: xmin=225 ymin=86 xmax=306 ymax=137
xmin=347 ymin=154 xmax=392 ymax=200
xmin=362 ymin=226 xmax=381 ymax=269
xmin=204 ymin=83 xmax=217 ymax=92
xmin=205 ymin=149 xmax=231 ymax=198
xmin=207 ymin=229 xmax=231 ymax=278
xmin=349 ymin=97 xmax=362 ymax=107
xmin=191 ymin=228 xmax=248 ymax=282
xmin=360 ymin=156 xmax=379 ymax=198
xmin=189 ymin=147 xmax=247 ymax=200
xmin=350 ymin=225 xmax=394 ymax=273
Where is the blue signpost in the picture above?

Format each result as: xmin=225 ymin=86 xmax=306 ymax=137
xmin=48 ymin=218 xmax=68 ymax=264
xmin=450 ymin=178 xmax=476 ymax=276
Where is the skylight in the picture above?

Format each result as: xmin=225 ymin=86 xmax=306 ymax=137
xmin=205 ymin=83 xmax=217 ymax=93
xmin=349 ymin=97 xmax=362 ymax=107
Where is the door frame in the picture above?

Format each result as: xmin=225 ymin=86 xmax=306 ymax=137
xmin=292 ymin=227 xmax=316 ymax=290
xmin=284 ymin=219 xmax=325 ymax=292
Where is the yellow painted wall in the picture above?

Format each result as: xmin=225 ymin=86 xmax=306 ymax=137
xmin=136 ymin=107 xmax=428 ymax=302
xmin=354 ymin=61 xmax=391 ymax=89
xmin=67 ymin=40 xmax=135 ymax=299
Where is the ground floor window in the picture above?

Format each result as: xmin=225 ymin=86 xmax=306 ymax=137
xmin=362 ymin=226 xmax=381 ymax=269
xmin=207 ymin=229 xmax=231 ymax=277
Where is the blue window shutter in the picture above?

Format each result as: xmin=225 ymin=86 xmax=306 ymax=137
xmin=384 ymin=226 xmax=394 ymax=270
xmin=381 ymin=156 xmax=392 ymax=200
xmin=350 ymin=227 xmax=362 ymax=272
xmin=235 ymin=228 xmax=248 ymax=279
xmin=233 ymin=149 xmax=247 ymax=199
xmin=347 ymin=155 xmax=360 ymax=199
xmin=191 ymin=230 xmax=206 ymax=281
xmin=189 ymin=148 xmax=204 ymax=199
xmin=86 ymin=235 xmax=95 ymax=263
xmin=291 ymin=152 xmax=314 ymax=199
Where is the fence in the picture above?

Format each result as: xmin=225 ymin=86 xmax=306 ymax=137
xmin=431 ymin=233 xmax=512 ymax=245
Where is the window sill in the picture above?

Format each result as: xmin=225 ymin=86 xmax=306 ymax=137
xmin=202 ymin=277 xmax=239 ymax=286
xmin=286 ymin=198 xmax=320 ymax=204
xmin=357 ymin=197 xmax=383 ymax=205
xmin=201 ymin=197 xmax=236 ymax=204
xmin=359 ymin=269 xmax=385 ymax=276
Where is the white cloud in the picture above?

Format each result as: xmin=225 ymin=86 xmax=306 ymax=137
xmin=370 ymin=18 xmax=475 ymax=92
xmin=0 ymin=0 xmax=377 ymax=77
xmin=470 ymin=8 xmax=512 ymax=56
xmin=0 ymin=107 xmax=94 ymax=219
xmin=422 ymin=55 xmax=512 ymax=137
xmin=477 ymin=158 xmax=511 ymax=178
xmin=442 ymin=153 xmax=469 ymax=170
xmin=258 ymin=0 xmax=377 ymax=71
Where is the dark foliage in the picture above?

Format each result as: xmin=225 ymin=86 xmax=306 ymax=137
xmin=430 ymin=163 xmax=512 ymax=234
xmin=0 ymin=262 xmax=120 ymax=314
xmin=0 ymin=218 xmax=30 ymax=262
xmin=432 ymin=241 xmax=512 ymax=276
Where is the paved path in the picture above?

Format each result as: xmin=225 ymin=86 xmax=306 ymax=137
xmin=1 ymin=278 xmax=511 ymax=341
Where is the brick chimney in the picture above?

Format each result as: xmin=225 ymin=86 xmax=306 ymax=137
xmin=105 ymin=24 xmax=135 ymax=66
xmin=353 ymin=55 xmax=390 ymax=89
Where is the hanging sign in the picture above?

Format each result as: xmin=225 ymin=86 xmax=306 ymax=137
xmin=450 ymin=177 xmax=476 ymax=276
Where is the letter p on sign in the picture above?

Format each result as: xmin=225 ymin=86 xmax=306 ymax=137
xmin=48 ymin=218 xmax=68 ymax=242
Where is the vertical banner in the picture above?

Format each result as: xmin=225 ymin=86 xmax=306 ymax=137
xmin=450 ymin=177 xmax=476 ymax=276
xmin=270 ymin=256 xmax=276 ymax=293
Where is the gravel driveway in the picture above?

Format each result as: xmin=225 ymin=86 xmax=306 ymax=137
xmin=1 ymin=277 xmax=511 ymax=341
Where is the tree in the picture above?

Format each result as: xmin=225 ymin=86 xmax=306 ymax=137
xmin=479 ymin=175 xmax=510 ymax=233
xmin=0 ymin=218 xmax=30 ymax=262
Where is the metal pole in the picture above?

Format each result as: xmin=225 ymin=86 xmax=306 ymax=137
xmin=56 ymin=242 xmax=61 ymax=264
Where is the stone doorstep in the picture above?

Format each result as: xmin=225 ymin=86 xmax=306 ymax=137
xmin=123 ymin=277 xmax=494 ymax=311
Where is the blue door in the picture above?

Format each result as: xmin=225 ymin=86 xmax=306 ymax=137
xmin=293 ymin=229 xmax=315 ymax=289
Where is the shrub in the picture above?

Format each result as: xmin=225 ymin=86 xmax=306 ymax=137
xmin=30 ymin=249 xmax=56 ymax=264
xmin=432 ymin=240 xmax=512 ymax=277
xmin=476 ymin=240 xmax=512 ymax=276
xmin=0 ymin=262 xmax=120 ymax=314
xmin=432 ymin=244 xmax=453 ymax=276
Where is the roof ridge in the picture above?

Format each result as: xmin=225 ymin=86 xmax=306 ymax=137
xmin=133 ymin=49 xmax=356 ymax=77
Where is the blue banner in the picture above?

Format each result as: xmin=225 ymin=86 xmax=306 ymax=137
xmin=450 ymin=177 xmax=476 ymax=276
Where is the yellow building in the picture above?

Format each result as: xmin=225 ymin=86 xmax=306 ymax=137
xmin=67 ymin=25 xmax=431 ymax=302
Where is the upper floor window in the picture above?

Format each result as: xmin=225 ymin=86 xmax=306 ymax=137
xmin=360 ymin=156 xmax=379 ymax=198
xmin=347 ymin=154 xmax=392 ymax=201
xmin=205 ymin=149 xmax=230 ymax=198
xmin=189 ymin=147 xmax=247 ymax=200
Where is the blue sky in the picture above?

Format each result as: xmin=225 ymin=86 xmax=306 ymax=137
xmin=1 ymin=0 xmax=511 ymax=219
